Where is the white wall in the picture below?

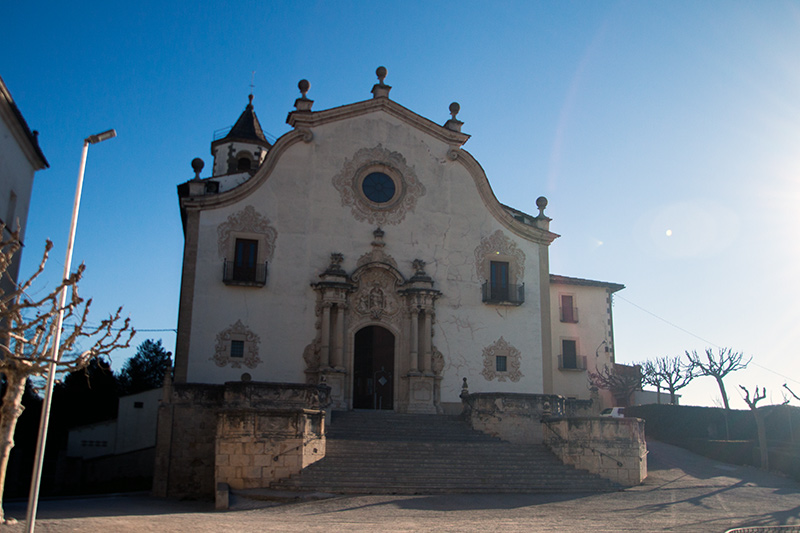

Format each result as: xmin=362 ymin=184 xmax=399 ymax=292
xmin=0 ymin=99 xmax=41 ymax=292
xmin=115 ymin=388 xmax=162 ymax=454
xmin=67 ymin=421 xmax=117 ymax=459
xmin=67 ymin=388 xmax=163 ymax=458
xmin=185 ymin=109 xmax=548 ymax=405
xmin=550 ymin=280 xmax=617 ymax=405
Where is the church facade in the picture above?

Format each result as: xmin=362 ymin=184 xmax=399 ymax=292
xmin=156 ymin=67 xmax=629 ymax=497
xmin=171 ymin=67 xmax=624 ymax=414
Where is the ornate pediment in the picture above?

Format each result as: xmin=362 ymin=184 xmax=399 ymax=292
xmin=217 ymin=205 xmax=277 ymax=260
xmin=352 ymin=270 xmax=401 ymax=321
xmin=474 ymin=230 xmax=525 ymax=283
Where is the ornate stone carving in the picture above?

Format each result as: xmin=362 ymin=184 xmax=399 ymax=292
xmin=211 ymin=320 xmax=262 ymax=369
xmin=217 ymin=205 xmax=278 ymax=260
xmin=332 ymin=144 xmax=425 ymax=226
xmin=353 ymin=270 xmax=401 ymax=321
xmin=357 ymin=228 xmax=398 ymax=269
xmin=473 ymin=230 xmax=526 ymax=282
xmin=431 ymin=347 xmax=444 ymax=376
xmin=298 ymin=127 xmax=314 ymax=143
xmin=323 ymin=252 xmax=347 ymax=276
xmin=480 ymin=336 xmax=523 ymax=382
xmin=303 ymin=342 xmax=321 ymax=372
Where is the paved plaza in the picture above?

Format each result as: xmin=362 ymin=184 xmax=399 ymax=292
xmin=5 ymin=440 xmax=800 ymax=532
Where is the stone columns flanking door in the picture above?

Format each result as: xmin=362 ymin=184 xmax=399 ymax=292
xmin=307 ymin=231 xmax=443 ymax=414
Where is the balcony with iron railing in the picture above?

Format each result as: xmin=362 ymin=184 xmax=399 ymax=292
xmin=481 ymin=282 xmax=524 ymax=306
xmin=558 ymin=354 xmax=587 ymax=371
xmin=559 ymin=306 xmax=579 ymax=323
xmin=223 ymin=260 xmax=268 ymax=287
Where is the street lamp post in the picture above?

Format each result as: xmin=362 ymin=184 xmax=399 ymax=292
xmin=25 ymin=129 xmax=116 ymax=532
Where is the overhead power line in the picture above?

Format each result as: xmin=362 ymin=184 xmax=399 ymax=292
xmin=615 ymin=294 xmax=799 ymax=386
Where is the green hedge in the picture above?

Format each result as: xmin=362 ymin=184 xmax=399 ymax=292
xmin=626 ymin=404 xmax=755 ymax=441
xmin=628 ymin=403 xmax=800 ymax=478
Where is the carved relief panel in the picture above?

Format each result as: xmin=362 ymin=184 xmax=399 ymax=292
xmin=332 ymin=144 xmax=426 ymax=226
xmin=211 ymin=320 xmax=262 ymax=369
xmin=481 ymin=336 xmax=523 ymax=382
xmin=352 ymin=269 xmax=402 ymax=323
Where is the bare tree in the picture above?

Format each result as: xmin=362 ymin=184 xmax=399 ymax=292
xmin=686 ymin=348 xmax=751 ymax=410
xmin=0 ymin=227 xmax=134 ymax=523
xmin=588 ymin=364 xmax=642 ymax=407
xmin=784 ymin=384 xmax=800 ymax=403
xmin=639 ymin=360 xmax=662 ymax=404
xmin=651 ymin=356 xmax=694 ymax=405
xmin=739 ymin=385 xmax=769 ymax=470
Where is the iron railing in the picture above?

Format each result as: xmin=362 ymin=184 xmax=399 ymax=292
xmin=559 ymin=306 xmax=579 ymax=323
xmin=481 ymin=281 xmax=524 ymax=305
xmin=223 ymin=260 xmax=267 ymax=286
xmin=558 ymin=354 xmax=587 ymax=371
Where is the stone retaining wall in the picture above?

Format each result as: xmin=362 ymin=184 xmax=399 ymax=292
xmin=215 ymin=408 xmax=325 ymax=489
xmin=543 ymin=417 xmax=647 ymax=486
xmin=462 ymin=392 xmax=593 ymax=444
xmin=153 ymin=381 xmax=329 ymax=499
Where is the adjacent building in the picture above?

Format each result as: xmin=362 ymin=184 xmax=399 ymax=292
xmin=0 ymin=75 xmax=48 ymax=294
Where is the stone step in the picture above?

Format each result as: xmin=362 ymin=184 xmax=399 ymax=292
xmin=273 ymin=481 xmax=615 ymax=494
xmin=270 ymin=411 xmax=620 ymax=494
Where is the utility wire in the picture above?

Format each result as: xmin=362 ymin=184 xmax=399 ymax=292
xmin=615 ymin=294 xmax=800 ymax=386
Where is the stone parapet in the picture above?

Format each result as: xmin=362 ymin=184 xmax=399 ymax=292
xmin=462 ymin=392 xmax=591 ymax=444
xmin=152 ymin=383 xmax=224 ymax=498
xmin=222 ymin=381 xmax=331 ymax=410
xmin=153 ymin=381 xmax=329 ymax=499
xmin=543 ymin=417 xmax=647 ymax=486
xmin=215 ymin=407 xmax=325 ymax=490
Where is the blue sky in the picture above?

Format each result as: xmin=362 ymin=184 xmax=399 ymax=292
xmin=3 ymin=1 xmax=800 ymax=408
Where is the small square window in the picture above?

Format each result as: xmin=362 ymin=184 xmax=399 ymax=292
xmin=496 ymin=355 xmax=507 ymax=372
xmin=231 ymin=340 xmax=245 ymax=358
xmin=133 ymin=401 xmax=144 ymax=409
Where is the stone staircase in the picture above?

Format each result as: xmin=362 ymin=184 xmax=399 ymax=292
xmin=270 ymin=410 xmax=620 ymax=494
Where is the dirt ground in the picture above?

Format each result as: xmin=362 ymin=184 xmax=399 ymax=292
xmin=4 ymin=440 xmax=800 ymax=532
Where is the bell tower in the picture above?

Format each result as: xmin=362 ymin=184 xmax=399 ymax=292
xmin=210 ymin=94 xmax=271 ymax=177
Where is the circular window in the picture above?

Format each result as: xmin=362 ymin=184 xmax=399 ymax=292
xmin=361 ymin=172 xmax=396 ymax=204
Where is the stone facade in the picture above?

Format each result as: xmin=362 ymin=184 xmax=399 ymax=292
xmin=543 ymin=417 xmax=647 ymax=486
xmin=153 ymin=381 xmax=329 ymax=499
xmin=462 ymin=391 xmax=646 ymax=486
xmin=160 ymin=68 xmax=634 ymax=497
xmin=174 ymin=68 xmax=559 ymax=416
xmin=461 ymin=391 xmax=594 ymax=444
xmin=215 ymin=409 xmax=325 ymax=490
xmin=152 ymin=383 xmax=223 ymax=498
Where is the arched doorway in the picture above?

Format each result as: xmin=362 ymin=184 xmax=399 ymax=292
xmin=352 ymin=326 xmax=394 ymax=410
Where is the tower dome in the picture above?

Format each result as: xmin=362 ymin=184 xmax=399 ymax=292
xmin=210 ymin=94 xmax=271 ymax=177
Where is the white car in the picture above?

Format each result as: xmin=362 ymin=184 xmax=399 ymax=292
xmin=599 ymin=407 xmax=627 ymax=418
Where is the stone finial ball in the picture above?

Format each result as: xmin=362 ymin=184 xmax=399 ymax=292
xmin=191 ymin=158 xmax=204 ymax=174
xmin=449 ymin=102 xmax=460 ymax=116
xmin=376 ymin=66 xmax=387 ymax=79
xmin=536 ymin=196 xmax=548 ymax=209
xmin=298 ymin=79 xmax=310 ymax=94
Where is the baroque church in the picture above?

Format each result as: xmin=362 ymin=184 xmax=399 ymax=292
xmin=155 ymin=67 xmax=627 ymax=497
